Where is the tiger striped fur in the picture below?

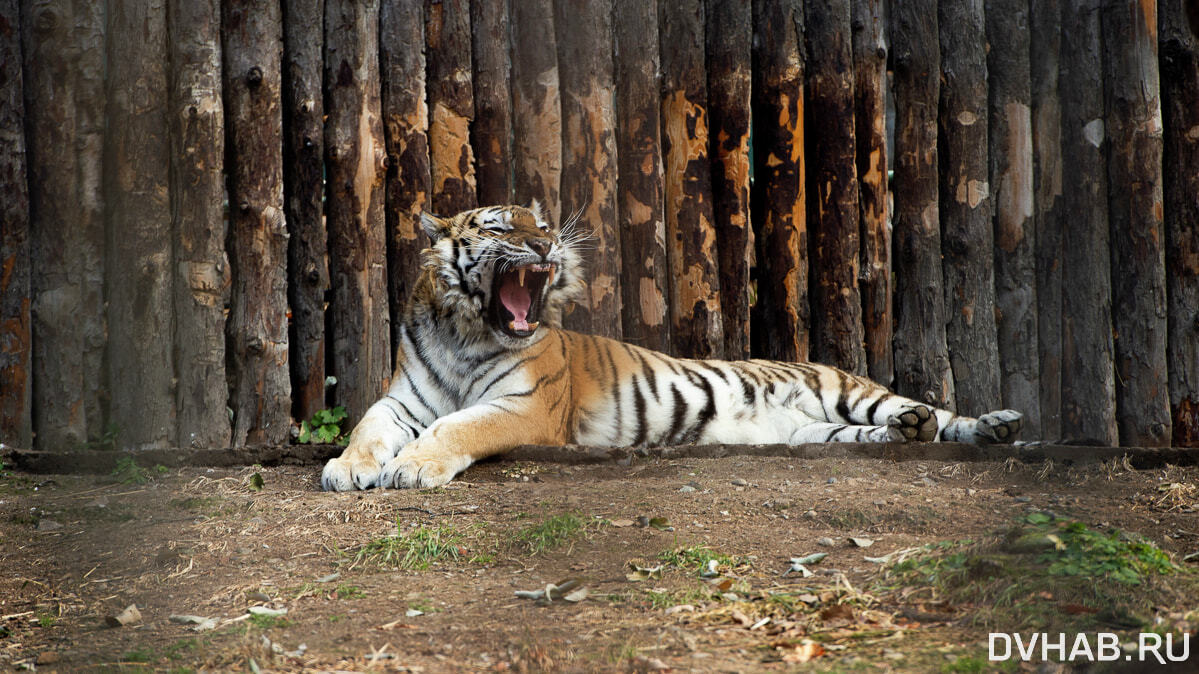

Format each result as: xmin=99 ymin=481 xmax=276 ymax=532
xmin=320 ymin=204 xmax=1023 ymax=491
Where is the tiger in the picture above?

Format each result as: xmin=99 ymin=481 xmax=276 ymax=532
xmin=320 ymin=204 xmax=1023 ymax=491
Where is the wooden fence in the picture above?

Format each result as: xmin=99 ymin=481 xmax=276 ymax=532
xmin=0 ymin=0 xmax=1196 ymax=452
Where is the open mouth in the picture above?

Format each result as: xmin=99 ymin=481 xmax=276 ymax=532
xmin=491 ymin=263 xmax=556 ymax=338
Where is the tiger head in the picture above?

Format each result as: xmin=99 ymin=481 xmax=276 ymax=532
xmin=417 ymin=203 xmax=585 ymax=345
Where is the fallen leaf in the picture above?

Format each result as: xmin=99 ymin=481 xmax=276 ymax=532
xmin=610 ymin=519 xmax=636 ymax=528
xmin=248 ymin=606 xmax=287 ymax=618
xmin=105 ymin=604 xmax=141 ymax=628
xmin=781 ymin=641 xmax=825 ymax=663
xmin=850 ymin=537 xmax=874 ymax=548
xmin=819 ymin=604 xmax=855 ymax=623
xmin=648 ymin=517 xmax=674 ymax=531
xmin=248 ymin=472 xmax=265 ymax=491
xmin=792 ymin=552 xmax=828 ymax=565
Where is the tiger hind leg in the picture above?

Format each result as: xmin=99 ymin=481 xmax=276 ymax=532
xmin=935 ymin=408 xmax=1024 ymax=444
xmin=788 ymin=416 xmax=920 ymax=444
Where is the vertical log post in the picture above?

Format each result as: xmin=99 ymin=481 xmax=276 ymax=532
xmin=987 ymin=0 xmax=1040 ymax=433
xmin=325 ymin=0 xmax=391 ymax=422
xmin=169 ymin=0 xmax=231 ymax=448
xmin=1031 ymin=0 xmax=1064 ymax=440
xmin=805 ymin=0 xmax=866 ymax=374
xmin=890 ymin=0 xmax=955 ymax=408
xmin=0 ymin=0 xmax=31 ymax=447
xmin=510 ymin=0 xmax=561 ymax=223
xmin=471 ymin=0 xmax=513 ymax=206
xmin=706 ymin=0 xmax=753 ymax=359
xmin=1161 ymin=0 xmax=1199 ymax=446
xmin=938 ymin=0 xmax=999 ymax=417
xmin=556 ymin=0 xmax=621 ymax=338
xmin=750 ymin=0 xmax=807 ymax=362
xmin=614 ymin=0 xmax=671 ymax=353
xmin=852 ymin=0 xmax=892 ymax=386
xmin=660 ymin=0 xmax=724 ymax=358
xmin=1059 ymin=0 xmax=1117 ymax=444
xmin=1103 ymin=0 xmax=1171 ymax=446
xmin=105 ymin=0 xmax=176 ymax=449
xmin=426 ymin=0 xmax=476 ymax=214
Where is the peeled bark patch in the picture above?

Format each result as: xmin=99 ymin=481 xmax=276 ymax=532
xmin=511 ymin=0 xmax=561 ymax=223
xmin=426 ymin=0 xmax=476 ymax=215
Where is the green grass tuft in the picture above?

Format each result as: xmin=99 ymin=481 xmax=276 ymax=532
xmin=513 ymin=511 xmax=593 ymax=554
xmin=354 ymin=523 xmax=464 ymax=570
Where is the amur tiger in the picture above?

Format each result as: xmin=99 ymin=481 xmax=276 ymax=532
xmin=320 ymin=204 xmax=1023 ymax=491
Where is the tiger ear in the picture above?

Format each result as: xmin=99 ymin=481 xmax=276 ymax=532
xmin=420 ymin=212 xmax=451 ymax=241
xmin=528 ymin=199 xmax=556 ymax=231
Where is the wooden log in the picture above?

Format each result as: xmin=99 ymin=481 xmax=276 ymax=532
xmin=805 ymin=0 xmax=866 ymax=374
xmin=381 ymin=0 xmax=431 ymax=349
xmin=987 ymin=0 xmax=1040 ymax=434
xmin=426 ymin=0 xmax=476 ymax=214
xmin=556 ymin=0 xmax=621 ymax=338
xmin=937 ymin=0 xmax=1000 ymax=418
xmin=706 ymin=0 xmax=753 ymax=360
xmin=851 ymin=0 xmax=892 ymax=386
xmin=1103 ymin=0 xmax=1171 ymax=446
xmin=223 ymin=0 xmax=292 ymax=446
xmin=750 ymin=0 xmax=807 ymax=362
xmin=1161 ymin=0 xmax=1199 ymax=447
xmin=104 ymin=0 xmax=176 ymax=449
xmin=1031 ymin=0 xmax=1063 ymax=440
xmin=471 ymin=0 xmax=512 ymax=206
xmin=889 ymin=0 xmax=955 ymax=408
xmin=282 ymin=0 xmax=329 ymax=422
xmin=169 ymin=0 xmax=231 ymax=448
xmin=510 ymin=0 xmax=561 ymax=223
xmin=613 ymin=0 xmax=671 ymax=353
xmin=660 ymin=0 xmax=723 ymax=359
xmin=1059 ymin=0 xmax=1116 ymax=444
xmin=0 ymin=0 xmax=31 ymax=447
xmin=325 ymin=0 xmax=391 ymax=422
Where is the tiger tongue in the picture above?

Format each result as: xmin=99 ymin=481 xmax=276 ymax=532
xmin=500 ymin=274 xmax=532 ymax=331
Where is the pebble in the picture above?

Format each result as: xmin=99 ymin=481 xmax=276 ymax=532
xmin=731 ymin=478 xmax=749 ymax=487
xmin=36 ymin=519 xmax=62 ymax=532
xmin=803 ymin=510 xmax=818 ymax=519
xmin=679 ymin=485 xmax=697 ymax=493
xmin=873 ymin=499 xmax=888 ymax=506
xmin=826 ymin=477 xmax=837 ymax=485
xmin=1014 ymin=496 xmax=1032 ymax=503
xmin=817 ymin=537 xmax=836 ymax=547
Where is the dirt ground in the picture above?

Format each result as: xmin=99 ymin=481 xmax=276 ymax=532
xmin=1 ymin=451 xmax=1197 ymax=673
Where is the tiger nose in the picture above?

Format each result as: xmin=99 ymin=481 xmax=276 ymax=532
xmin=527 ymin=238 xmax=552 ymax=259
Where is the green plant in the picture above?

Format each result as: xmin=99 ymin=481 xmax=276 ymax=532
xmin=298 ymin=406 xmax=349 ymax=445
xmin=111 ymin=456 xmax=168 ymax=484
xmin=248 ymin=613 xmax=290 ymax=630
xmin=36 ymin=613 xmax=57 ymax=628
xmin=658 ymin=545 xmax=747 ymax=576
xmin=513 ymin=512 xmax=593 ymax=554
xmin=122 ymin=647 xmax=155 ymax=663
xmin=335 ymin=584 xmax=366 ymax=600
xmin=353 ymin=523 xmax=464 ymax=570
xmin=84 ymin=422 xmax=119 ymax=451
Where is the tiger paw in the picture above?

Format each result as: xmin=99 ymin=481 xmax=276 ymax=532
xmin=975 ymin=409 xmax=1023 ymax=444
xmin=886 ymin=404 xmax=938 ymax=442
xmin=321 ymin=453 xmax=381 ymax=491
xmin=379 ymin=445 xmax=472 ymax=489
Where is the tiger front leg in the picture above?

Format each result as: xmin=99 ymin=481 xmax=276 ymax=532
xmin=321 ymin=401 xmax=419 ymax=491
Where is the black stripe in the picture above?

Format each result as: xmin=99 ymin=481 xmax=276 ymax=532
xmin=400 ymin=368 xmax=438 ymax=420
xmin=684 ymin=371 xmax=718 ymax=443
xmin=735 ymin=371 xmax=756 ymax=406
xmin=604 ymin=346 xmax=622 ymax=442
xmin=665 ymin=384 xmax=688 ymax=444
xmin=407 ymin=326 xmax=456 ymax=405
xmin=835 ymin=381 xmax=852 ymax=423
xmin=823 ymin=425 xmax=848 ymax=442
xmin=631 ymin=378 xmax=647 ymax=446
xmin=634 ymin=351 xmax=660 ymax=402
xmin=864 ymin=395 xmax=884 ymax=425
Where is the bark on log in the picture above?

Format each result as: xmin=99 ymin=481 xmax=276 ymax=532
xmin=381 ymin=0 xmax=432 ymax=349
xmin=805 ymin=0 xmax=866 ymax=374
xmin=471 ymin=0 xmax=512 ymax=206
xmin=613 ymin=0 xmax=670 ymax=353
xmin=890 ymin=0 xmax=955 ymax=408
xmin=852 ymin=0 xmax=892 ymax=386
xmin=706 ymin=0 xmax=753 ymax=359
xmin=937 ymin=0 xmax=1000 ymax=418
xmin=987 ymin=0 xmax=1040 ymax=433
xmin=660 ymin=0 xmax=723 ymax=359
xmin=169 ymin=0 xmax=231 ymax=448
xmin=1161 ymin=0 xmax=1199 ymax=447
xmin=325 ymin=0 xmax=391 ymax=422
xmin=750 ymin=0 xmax=807 ymax=363
xmin=1103 ymin=0 xmax=1171 ymax=446
xmin=104 ymin=0 xmax=176 ymax=449
xmin=426 ymin=0 xmax=476 ymax=215
xmin=282 ymin=0 xmax=329 ymax=422
xmin=556 ymin=0 xmax=621 ymax=338
xmin=1031 ymin=0 xmax=1064 ymax=440
xmin=1059 ymin=0 xmax=1117 ymax=444
xmin=510 ymin=0 xmax=561 ymax=223
xmin=223 ymin=0 xmax=292 ymax=446
xmin=0 ymin=0 xmax=31 ymax=447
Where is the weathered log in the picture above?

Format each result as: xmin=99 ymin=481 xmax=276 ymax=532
xmin=1059 ymin=0 xmax=1117 ymax=444
xmin=471 ymin=0 xmax=512 ymax=206
xmin=890 ymin=0 xmax=955 ymax=408
xmin=660 ymin=0 xmax=723 ymax=359
xmin=325 ymin=0 xmax=391 ymax=422
xmin=426 ymin=0 xmax=476 ymax=214
xmin=170 ymin=0 xmax=231 ymax=448
xmin=510 ymin=0 xmax=561 ymax=223
xmin=706 ymin=0 xmax=753 ymax=360
xmin=223 ymin=0 xmax=292 ymax=446
xmin=282 ymin=0 xmax=329 ymax=421
xmin=104 ymin=0 xmax=176 ymax=449
xmin=1031 ymin=0 xmax=1063 ymax=440
xmin=1161 ymin=0 xmax=1199 ymax=447
xmin=556 ymin=0 xmax=621 ymax=338
xmin=750 ymin=0 xmax=807 ymax=363
xmin=613 ymin=0 xmax=670 ymax=353
xmin=0 ymin=0 xmax=31 ymax=447
xmin=1103 ymin=0 xmax=1171 ymax=446
xmin=851 ymin=0 xmax=892 ymax=386
xmin=987 ymin=0 xmax=1040 ymax=434
xmin=805 ymin=0 xmax=866 ymax=374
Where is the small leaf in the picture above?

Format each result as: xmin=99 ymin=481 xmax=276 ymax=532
xmin=792 ymin=553 xmax=828 ymax=565
xmin=248 ymin=472 xmax=265 ymax=491
xmin=648 ymin=517 xmax=673 ymax=531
